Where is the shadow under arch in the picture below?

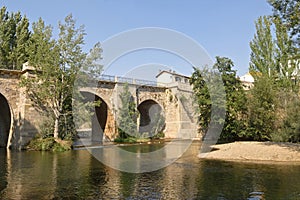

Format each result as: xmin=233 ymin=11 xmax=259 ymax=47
xmin=79 ymin=91 xmax=108 ymax=143
xmin=0 ymin=93 xmax=11 ymax=148
xmin=137 ymin=99 xmax=165 ymax=137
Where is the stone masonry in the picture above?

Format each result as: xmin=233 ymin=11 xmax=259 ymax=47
xmin=0 ymin=69 xmax=198 ymax=149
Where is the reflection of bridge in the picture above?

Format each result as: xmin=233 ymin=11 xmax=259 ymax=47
xmin=0 ymin=67 xmax=198 ymax=149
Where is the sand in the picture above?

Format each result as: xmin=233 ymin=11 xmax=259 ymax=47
xmin=199 ymin=141 xmax=300 ymax=163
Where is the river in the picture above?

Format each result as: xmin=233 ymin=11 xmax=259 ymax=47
xmin=0 ymin=141 xmax=299 ymax=199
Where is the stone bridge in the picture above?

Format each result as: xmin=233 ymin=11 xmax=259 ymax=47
xmin=0 ymin=68 xmax=198 ymax=149
xmin=0 ymin=69 xmax=39 ymax=149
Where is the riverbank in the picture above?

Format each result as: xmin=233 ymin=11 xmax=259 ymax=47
xmin=199 ymin=141 xmax=300 ymax=163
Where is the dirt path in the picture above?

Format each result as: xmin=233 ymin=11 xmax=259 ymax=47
xmin=199 ymin=141 xmax=300 ymax=163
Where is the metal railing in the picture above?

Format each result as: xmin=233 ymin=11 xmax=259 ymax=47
xmin=135 ymin=78 xmax=157 ymax=86
xmin=117 ymin=76 xmax=134 ymax=84
xmin=99 ymin=74 xmax=115 ymax=82
xmin=98 ymin=74 xmax=165 ymax=87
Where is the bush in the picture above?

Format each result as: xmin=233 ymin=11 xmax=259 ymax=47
xmin=271 ymin=131 xmax=290 ymax=142
xmin=27 ymin=137 xmax=72 ymax=152
xmin=39 ymin=119 xmax=54 ymax=138
xmin=274 ymin=97 xmax=300 ymax=143
xmin=114 ymin=136 xmax=137 ymax=143
xmin=151 ymin=131 xmax=165 ymax=139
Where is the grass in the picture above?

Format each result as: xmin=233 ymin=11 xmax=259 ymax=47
xmin=26 ymin=137 xmax=72 ymax=152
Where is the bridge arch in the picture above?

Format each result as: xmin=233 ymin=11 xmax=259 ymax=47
xmin=137 ymin=99 xmax=165 ymax=137
xmin=0 ymin=93 xmax=12 ymax=148
xmin=79 ymin=91 xmax=109 ymax=142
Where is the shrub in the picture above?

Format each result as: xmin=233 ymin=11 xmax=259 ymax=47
xmin=26 ymin=137 xmax=72 ymax=152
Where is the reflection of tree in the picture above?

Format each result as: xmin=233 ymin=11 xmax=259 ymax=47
xmin=195 ymin=160 xmax=300 ymax=199
xmin=196 ymin=160 xmax=256 ymax=199
xmin=119 ymin=172 xmax=137 ymax=198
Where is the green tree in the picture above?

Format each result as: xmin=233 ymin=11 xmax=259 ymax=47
xmin=214 ymin=57 xmax=247 ymax=142
xmin=117 ymin=84 xmax=138 ymax=139
xmin=278 ymin=95 xmax=300 ymax=142
xmin=248 ymin=16 xmax=279 ymax=141
xmin=54 ymin=14 xmax=87 ymax=139
xmin=11 ymin=12 xmax=30 ymax=69
xmin=250 ymin=16 xmax=277 ymax=78
xmin=22 ymin=15 xmax=102 ymax=139
xmin=0 ymin=6 xmax=30 ymax=69
xmin=247 ymin=77 xmax=277 ymax=141
xmin=190 ymin=57 xmax=246 ymax=142
xmin=0 ymin=7 xmax=10 ymax=67
xmin=248 ymin=10 xmax=299 ymax=142
xmin=190 ymin=67 xmax=212 ymax=135
xmin=274 ymin=17 xmax=298 ymax=89
xmin=22 ymin=18 xmax=60 ymax=138
xmin=268 ymin=0 xmax=300 ymax=48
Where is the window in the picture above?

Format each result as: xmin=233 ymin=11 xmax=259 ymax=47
xmin=175 ymin=76 xmax=181 ymax=82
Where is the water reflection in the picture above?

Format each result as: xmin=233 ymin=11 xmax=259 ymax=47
xmin=0 ymin=149 xmax=7 ymax=193
xmin=87 ymin=140 xmax=192 ymax=173
xmin=0 ymin=142 xmax=299 ymax=199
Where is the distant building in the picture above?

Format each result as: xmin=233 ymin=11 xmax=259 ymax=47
xmin=156 ymin=69 xmax=256 ymax=91
xmin=156 ymin=70 xmax=190 ymax=86
xmin=239 ymin=72 xmax=254 ymax=90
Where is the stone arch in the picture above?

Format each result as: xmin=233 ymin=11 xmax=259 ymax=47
xmin=0 ymin=93 xmax=12 ymax=148
xmin=137 ymin=99 xmax=165 ymax=137
xmin=79 ymin=91 xmax=108 ymax=142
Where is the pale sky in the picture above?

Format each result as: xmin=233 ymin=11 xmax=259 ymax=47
xmin=1 ymin=0 xmax=273 ymax=79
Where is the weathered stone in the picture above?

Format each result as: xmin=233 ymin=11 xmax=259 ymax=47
xmin=0 ymin=69 xmax=40 ymax=149
xmin=0 ymin=69 xmax=199 ymax=149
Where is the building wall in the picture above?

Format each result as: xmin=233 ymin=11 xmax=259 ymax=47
xmin=157 ymin=72 xmax=173 ymax=85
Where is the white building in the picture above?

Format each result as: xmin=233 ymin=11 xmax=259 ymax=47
xmin=156 ymin=70 xmax=190 ymax=86
xmin=239 ymin=72 xmax=254 ymax=90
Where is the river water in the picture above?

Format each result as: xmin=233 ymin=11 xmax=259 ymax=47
xmin=0 ymin=141 xmax=299 ymax=200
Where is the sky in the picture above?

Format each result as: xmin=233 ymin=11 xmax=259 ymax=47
xmin=1 ymin=0 xmax=273 ymax=79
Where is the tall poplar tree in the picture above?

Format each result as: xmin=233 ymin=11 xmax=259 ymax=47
xmin=248 ymin=9 xmax=298 ymax=142
xmin=249 ymin=16 xmax=277 ymax=78
xmin=0 ymin=6 xmax=30 ymax=69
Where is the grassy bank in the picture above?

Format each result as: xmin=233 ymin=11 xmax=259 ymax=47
xmin=26 ymin=137 xmax=72 ymax=152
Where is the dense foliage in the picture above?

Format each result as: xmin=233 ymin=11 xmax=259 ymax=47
xmin=268 ymin=0 xmax=300 ymax=48
xmin=0 ymin=7 xmax=30 ymax=69
xmin=20 ymin=14 xmax=101 ymax=140
xmin=191 ymin=0 xmax=300 ymax=143
xmin=116 ymin=84 xmax=138 ymax=141
xmin=1 ymin=1 xmax=299 ymax=146
xmin=249 ymin=1 xmax=300 ymax=142
xmin=0 ymin=6 xmax=102 ymax=145
xmin=190 ymin=57 xmax=247 ymax=143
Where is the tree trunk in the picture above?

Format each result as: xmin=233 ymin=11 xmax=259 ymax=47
xmin=54 ymin=117 xmax=59 ymax=138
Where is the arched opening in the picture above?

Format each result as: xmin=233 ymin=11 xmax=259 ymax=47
xmin=0 ymin=93 xmax=11 ymax=148
xmin=79 ymin=92 xmax=108 ymax=142
xmin=137 ymin=100 xmax=165 ymax=138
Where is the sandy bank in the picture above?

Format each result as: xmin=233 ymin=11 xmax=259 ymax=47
xmin=199 ymin=141 xmax=300 ymax=163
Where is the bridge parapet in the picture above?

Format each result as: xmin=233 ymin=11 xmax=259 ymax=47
xmin=98 ymin=74 xmax=163 ymax=87
xmin=163 ymin=81 xmax=193 ymax=92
